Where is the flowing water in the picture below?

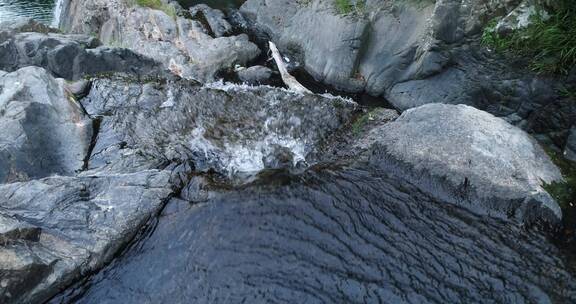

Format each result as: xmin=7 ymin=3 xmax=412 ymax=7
xmin=50 ymin=162 xmax=576 ymax=303
xmin=4 ymin=0 xmax=576 ymax=302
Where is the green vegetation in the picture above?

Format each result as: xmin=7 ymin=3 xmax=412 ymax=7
xmin=351 ymin=108 xmax=384 ymax=135
xmin=334 ymin=0 xmax=365 ymax=15
xmin=133 ymin=0 xmax=177 ymax=19
xmin=559 ymin=85 xmax=576 ymax=100
xmin=543 ymin=148 xmax=576 ymax=208
xmin=481 ymin=0 xmax=576 ymax=74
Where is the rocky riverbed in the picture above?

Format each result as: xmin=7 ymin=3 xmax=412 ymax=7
xmin=1 ymin=0 xmax=576 ymax=303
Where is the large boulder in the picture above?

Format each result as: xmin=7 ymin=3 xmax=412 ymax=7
xmin=0 ymin=31 xmax=165 ymax=80
xmin=58 ymin=0 xmax=260 ymax=82
xmin=0 ymin=67 xmax=92 ymax=183
xmin=365 ymin=103 xmax=564 ymax=224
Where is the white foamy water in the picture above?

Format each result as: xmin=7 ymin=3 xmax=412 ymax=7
xmin=186 ymin=82 xmax=354 ymax=175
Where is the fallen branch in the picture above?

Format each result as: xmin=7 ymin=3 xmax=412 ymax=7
xmin=268 ymin=41 xmax=312 ymax=94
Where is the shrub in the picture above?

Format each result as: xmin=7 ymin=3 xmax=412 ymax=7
xmin=543 ymin=148 xmax=576 ymax=209
xmin=482 ymin=0 xmax=576 ymax=74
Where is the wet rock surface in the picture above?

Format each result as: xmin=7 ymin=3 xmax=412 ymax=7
xmin=1 ymin=1 xmax=576 ymax=303
xmin=0 ymin=170 xmax=173 ymax=304
xmin=82 ymin=77 xmax=357 ymax=174
xmin=51 ymin=164 xmax=576 ymax=304
xmin=0 ymin=66 xmax=356 ymax=303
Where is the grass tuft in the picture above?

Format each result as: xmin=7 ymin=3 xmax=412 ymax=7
xmin=133 ymin=0 xmax=177 ymax=19
xmin=482 ymin=0 xmax=576 ymax=74
xmin=334 ymin=0 xmax=365 ymax=15
xmin=543 ymin=148 xmax=576 ymax=209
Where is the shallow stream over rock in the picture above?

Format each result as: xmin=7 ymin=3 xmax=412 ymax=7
xmin=50 ymin=163 xmax=576 ymax=303
xmin=3 ymin=1 xmax=576 ymax=303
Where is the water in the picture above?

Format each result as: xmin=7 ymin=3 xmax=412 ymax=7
xmin=0 ymin=0 xmax=244 ymax=26
xmin=50 ymin=162 xmax=576 ymax=303
xmin=0 ymin=0 xmax=55 ymax=24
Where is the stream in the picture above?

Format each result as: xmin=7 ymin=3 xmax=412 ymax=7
xmin=50 ymin=162 xmax=576 ymax=303
xmin=3 ymin=0 xmax=576 ymax=303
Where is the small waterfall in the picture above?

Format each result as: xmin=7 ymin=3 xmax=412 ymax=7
xmin=51 ymin=0 xmax=65 ymax=28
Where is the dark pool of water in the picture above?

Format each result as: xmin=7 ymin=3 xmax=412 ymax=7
xmin=0 ymin=0 xmax=55 ymax=24
xmin=177 ymin=0 xmax=245 ymax=10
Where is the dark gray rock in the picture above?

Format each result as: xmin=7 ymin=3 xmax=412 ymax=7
xmin=189 ymin=4 xmax=233 ymax=37
xmin=51 ymin=164 xmax=576 ymax=304
xmin=240 ymin=0 xmax=575 ymax=148
xmin=365 ymin=103 xmax=563 ymax=225
xmin=236 ymin=65 xmax=273 ymax=85
xmin=240 ymin=0 xmax=521 ymax=94
xmin=566 ymin=127 xmax=576 ymax=162
xmin=0 ymin=31 xmax=165 ymax=80
xmin=0 ymin=170 xmax=173 ymax=304
xmin=241 ymin=0 xmax=369 ymax=92
xmin=0 ymin=67 xmax=92 ymax=183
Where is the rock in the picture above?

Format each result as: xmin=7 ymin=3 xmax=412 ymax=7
xmin=0 ymin=170 xmax=173 ymax=304
xmin=0 ymin=31 xmax=165 ymax=80
xmin=59 ymin=0 xmax=260 ymax=82
xmin=241 ymin=0 xmax=369 ymax=92
xmin=189 ymin=4 xmax=233 ymax=37
xmin=81 ymin=77 xmax=357 ymax=175
xmin=240 ymin=0 xmax=518 ymax=94
xmin=365 ymin=103 xmax=563 ymax=224
xmin=566 ymin=127 xmax=576 ymax=162
xmin=236 ymin=65 xmax=273 ymax=85
xmin=0 ymin=67 xmax=92 ymax=183
xmin=240 ymin=0 xmax=575 ymax=148
xmin=64 ymin=79 xmax=91 ymax=98
xmin=496 ymin=1 xmax=549 ymax=36
xmin=52 ymin=165 xmax=576 ymax=304
xmin=0 ymin=19 xmax=57 ymax=36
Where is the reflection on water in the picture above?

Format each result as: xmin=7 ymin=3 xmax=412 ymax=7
xmin=0 ymin=0 xmax=55 ymax=24
xmin=177 ymin=0 xmax=245 ymax=10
